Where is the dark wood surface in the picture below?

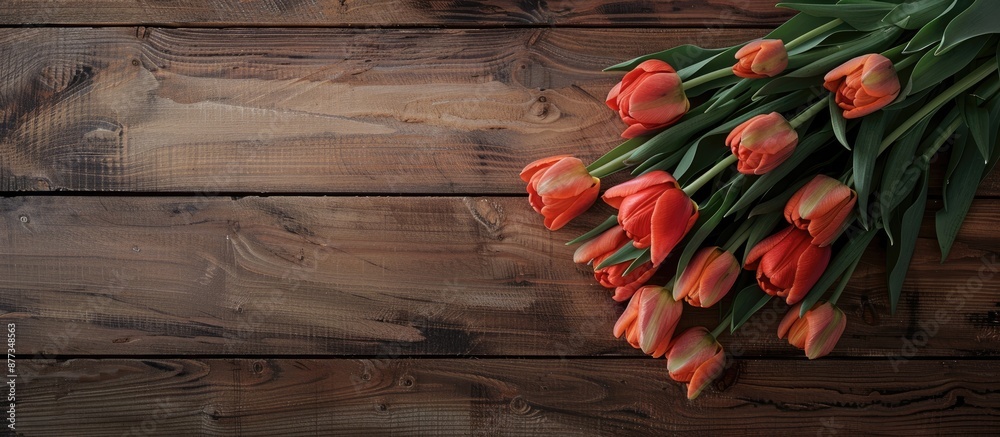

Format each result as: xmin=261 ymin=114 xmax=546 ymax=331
xmin=0 ymin=1 xmax=997 ymax=435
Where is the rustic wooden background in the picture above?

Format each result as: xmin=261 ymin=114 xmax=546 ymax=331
xmin=1 ymin=1 xmax=998 ymax=435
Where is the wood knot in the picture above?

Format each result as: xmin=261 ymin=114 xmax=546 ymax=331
xmin=509 ymin=396 xmax=530 ymax=414
xmin=528 ymin=98 xmax=560 ymax=124
xmin=465 ymin=198 xmax=505 ymax=238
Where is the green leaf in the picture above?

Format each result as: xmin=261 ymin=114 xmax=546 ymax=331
xmin=595 ymin=241 xmax=646 ymax=270
xmin=830 ymin=95 xmax=850 ymax=149
xmin=884 ymin=0 xmax=955 ymax=30
xmin=936 ymin=126 xmax=986 ymax=261
xmin=747 ymin=177 xmax=810 ymax=218
xmin=909 ymin=35 xmax=990 ymax=94
xmin=674 ymin=147 xmax=727 ymax=182
xmin=726 ymin=128 xmax=835 ymax=216
xmin=786 ymin=26 xmax=903 ymax=78
xmin=886 ymin=168 xmax=929 ymax=314
xmin=706 ymin=79 xmax=753 ymax=113
xmin=942 ymin=125 xmax=968 ymax=210
xmin=743 ymin=212 xmax=784 ymax=264
xmin=799 ymin=226 xmax=878 ymax=315
xmin=878 ymin=116 xmax=933 ymax=242
xmin=565 ymin=215 xmax=618 ymax=246
xmin=586 ymin=137 xmax=647 ymax=173
xmin=675 ymin=177 xmax=744 ymax=279
xmin=939 ymin=0 xmax=1000 ymax=55
xmin=754 ymin=76 xmax=824 ymax=100
xmin=904 ymin=0 xmax=970 ymax=53
xmin=853 ymin=112 xmax=890 ymax=229
xmin=960 ymin=94 xmax=993 ymax=161
xmin=777 ymin=1 xmax=895 ymax=31
xmin=622 ymin=249 xmax=652 ymax=276
xmin=625 ymin=99 xmax=743 ymax=165
xmin=604 ymin=45 xmax=728 ymax=72
xmin=730 ymin=286 xmax=773 ymax=332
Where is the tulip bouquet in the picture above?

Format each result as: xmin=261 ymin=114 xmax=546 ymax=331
xmin=521 ymin=0 xmax=1000 ymax=399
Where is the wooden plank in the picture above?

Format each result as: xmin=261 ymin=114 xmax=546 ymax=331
xmin=0 ymin=1 xmax=793 ymax=27
xmin=0 ymin=27 xmax=778 ymax=193
xmin=3 ymin=27 xmax=999 ymax=196
xmin=11 ymin=358 xmax=1000 ymax=435
xmin=1 ymin=195 xmax=998 ymax=357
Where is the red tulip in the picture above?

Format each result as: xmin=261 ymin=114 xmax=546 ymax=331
xmin=745 ymin=226 xmax=831 ymax=305
xmin=674 ymin=247 xmax=740 ymax=308
xmin=778 ymin=302 xmax=847 ymax=359
xmin=606 ymin=59 xmax=690 ymax=139
xmin=602 ymin=170 xmax=699 ymax=266
xmin=573 ymin=225 xmax=657 ymax=301
xmin=733 ymin=39 xmax=788 ymax=79
xmin=613 ymin=285 xmax=683 ymax=358
xmin=785 ymin=175 xmax=857 ymax=247
xmin=824 ymin=53 xmax=900 ymax=119
xmin=520 ymin=155 xmax=600 ymax=230
xmin=726 ymin=112 xmax=798 ymax=175
xmin=666 ymin=327 xmax=726 ymax=399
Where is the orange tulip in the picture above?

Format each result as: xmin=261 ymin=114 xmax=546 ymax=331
xmin=824 ymin=53 xmax=900 ymax=119
xmin=593 ymin=253 xmax=658 ymax=302
xmin=745 ymin=226 xmax=831 ymax=305
xmin=606 ymin=59 xmax=690 ymax=139
xmin=778 ymin=302 xmax=847 ymax=359
xmin=574 ymin=225 xmax=658 ymax=301
xmin=666 ymin=327 xmax=726 ymax=399
xmin=520 ymin=155 xmax=600 ymax=231
xmin=726 ymin=112 xmax=798 ymax=175
xmin=784 ymin=175 xmax=857 ymax=247
xmin=674 ymin=247 xmax=740 ymax=308
xmin=602 ymin=170 xmax=699 ymax=266
xmin=613 ymin=285 xmax=683 ymax=358
xmin=733 ymin=39 xmax=788 ymax=79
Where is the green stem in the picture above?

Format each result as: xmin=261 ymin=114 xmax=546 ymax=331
xmin=682 ymin=155 xmax=738 ymax=196
xmin=784 ymin=18 xmax=844 ymax=51
xmin=880 ymin=60 xmax=1000 ymax=154
xmin=789 ymin=96 xmax=830 ymax=129
xmin=828 ymin=255 xmax=862 ymax=305
xmin=710 ymin=312 xmax=734 ymax=339
xmin=682 ymin=66 xmax=733 ymax=91
xmin=588 ymin=156 xmax=628 ymax=178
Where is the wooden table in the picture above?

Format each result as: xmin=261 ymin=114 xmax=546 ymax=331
xmin=1 ymin=1 xmax=998 ymax=435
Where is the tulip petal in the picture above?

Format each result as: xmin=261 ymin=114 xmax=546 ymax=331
xmin=613 ymin=290 xmax=642 ymax=339
xmin=519 ymin=155 xmax=567 ymax=183
xmin=745 ymin=226 xmax=795 ymax=270
xmin=785 ymin=244 xmax=831 ymax=305
xmin=650 ymin=190 xmax=696 ymax=266
xmin=626 ymin=73 xmax=688 ymax=127
xmin=777 ymin=303 xmax=803 ymax=339
xmin=823 ymin=55 xmax=867 ymax=86
xmin=667 ymin=328 xmax=715 ymax=381
xmin=804 ymin=303 xmax=847 ymax=359
xmin=573 ymin=225 xmax=628 ymax=264
xmin=602 ymin=171 xmax=677 ymax=209
xmin=687 ymin=348 xmax=725 ymax=399
xmin=637 ymin=287 xmax=682 ymax=358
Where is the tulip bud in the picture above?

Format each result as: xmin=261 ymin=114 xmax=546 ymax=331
xmin=574 ymin=226 xmax=659 ymax=302
xmin=744 ymin=226 xmax=831 ymax=305
xmin=606 ymin=59 xmax=690 ymax=139
xmin=733 ymin=39 xmax=788 ymax=79
xmin=666 ymin=327 xmax=726 ymax=399
xmin=613 ymin=285 xmax=683 ymax=358
xmin=824 ymin=53 xmax=900 ymax=119
xmin=674 ymin=247 xmax=740 ymax=308
xmin=778 ymin=302 xmax=847 ymax=359
xmin=725 ymin=112 xmax=798 ymax=175
xmin=785 ymin=175 xmax=857 ymax=247
xmin=520 ymin=155 xmax=600 ymax=231
xmin=602 ymin=171 xmax=699 ymax=266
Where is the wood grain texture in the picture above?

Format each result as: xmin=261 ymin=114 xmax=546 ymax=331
xmin=13 ymin=358 xmax=1000 ymax=435
xmin=1 ymin=195 xmax=997 ymax=357
xmin=0 ymin=27 xmax=775 ymax=193
xmin=0 ymin=0 xmax=794 ymax=27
